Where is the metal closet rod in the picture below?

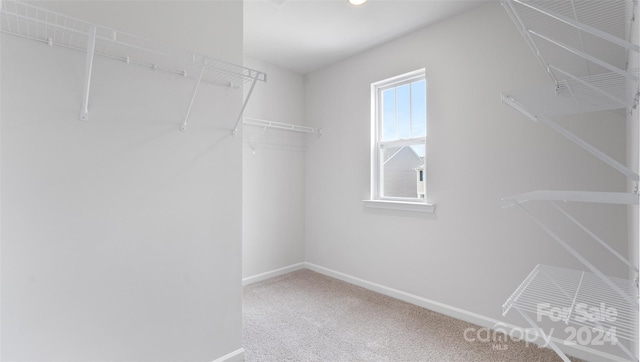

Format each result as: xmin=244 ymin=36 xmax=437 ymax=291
xmin=243 ymin=117 xmax=323 ymax=135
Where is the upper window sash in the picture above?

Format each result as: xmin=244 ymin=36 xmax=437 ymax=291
xmin=373 ymin=69 xmax=425 ymax=91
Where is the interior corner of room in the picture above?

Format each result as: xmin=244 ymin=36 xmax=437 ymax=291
xmin=2 ymin=0 xmax=639 ymax=361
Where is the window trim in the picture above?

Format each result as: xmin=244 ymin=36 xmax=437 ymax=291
xmin=366 ymin=69 xmax=435 ymax=213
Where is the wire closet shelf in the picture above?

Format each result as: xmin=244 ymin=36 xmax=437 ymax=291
xmin=0 ymin=0 xmax=266 ymax=131
xmin=500 ymin=1 xmax=640 ymax=361
xmin=504 ymin=264 xmax=638 ymax=343
xmin=243 ymin=117 xmax=323 ymax=135
xmin=500 ymin=0 xmax=640 ymax=182
xmin=502 ymin=0 xmax=638 ymax=84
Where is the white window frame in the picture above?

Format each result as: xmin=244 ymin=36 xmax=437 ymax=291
xmin=364 ymin=69 xmax=435 ymax=213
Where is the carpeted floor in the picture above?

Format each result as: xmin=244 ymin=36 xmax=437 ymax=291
xmin=243 ymin=269 xmax=580 ymax=362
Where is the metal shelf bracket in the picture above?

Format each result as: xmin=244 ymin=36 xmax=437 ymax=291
xmin=80 ymin=26 xmax=97 ymax=121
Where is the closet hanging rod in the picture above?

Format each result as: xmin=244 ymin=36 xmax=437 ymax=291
xmin=243 ymin=117 xmax=323 ymax=135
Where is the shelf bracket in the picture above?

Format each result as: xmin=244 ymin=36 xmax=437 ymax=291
xmin=80 ymin=26 xmax=97 ymax=121
xmin=181 ymin=65 xmax=205 ymax=132
xmin=551 ymin=202 xmax=639 ymax=273
xmin=537 ymin=115 xmax=640 ymax=182
xmin=232 ymin=73 xmax=260 ymax=136
xmin=503 ymin=95 xmax=640 ymax=182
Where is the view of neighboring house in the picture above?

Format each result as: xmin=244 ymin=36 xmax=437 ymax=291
xmin=383 ymin=146 xmax=425 ymax=198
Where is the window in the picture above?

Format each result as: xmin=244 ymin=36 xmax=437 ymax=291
xmin=366 ymin=69 xmax=434 ymax=212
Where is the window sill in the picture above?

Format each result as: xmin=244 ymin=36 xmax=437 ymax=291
xmin=363 ymin=200 xmax=436 ymax=213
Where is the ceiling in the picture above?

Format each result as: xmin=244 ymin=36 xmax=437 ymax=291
xmin=243 ymin=0 xmax=485 ymax=74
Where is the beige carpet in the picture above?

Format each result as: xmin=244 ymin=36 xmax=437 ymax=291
xmin=242 ymin=269 xmax=580 ymax=361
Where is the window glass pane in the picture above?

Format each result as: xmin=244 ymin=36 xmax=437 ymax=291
xmin=381 ymin=88 xmax=395 ymax=141
xmin=411 ymin=80 xmax=426 ymax=138
xmin=396 ymin=84 xmax=410 ymax=139
xmin=381 ymin=144 xmax=425 ymax=198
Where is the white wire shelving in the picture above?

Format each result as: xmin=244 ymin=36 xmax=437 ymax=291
xmin=500 ymin=1 xmax=640 ymax=361
xmin=501 ymin=0 xmax=639 ymax=178
xmin=243 ymin=117 xmax=323 ymax=135
xmin=502 ymin=190 xmax=639 ymax=207
xmin=502 ymin=0 xmax=638 ymax=83
xmin=503 ymin=264 xmax=638 ymax=362
xmin=501 ymin=69 xmax=639 ymax=182
xmin=0 ymin=0 xmax=266 ymax=132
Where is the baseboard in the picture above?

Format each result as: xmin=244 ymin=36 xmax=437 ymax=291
xmin=242 ymin=262 xmax=306 ymax=286
xmin=211 ymin=348 xmax=244 ymax=362
xmin=304 ymin=262 xmax=629 ymax=362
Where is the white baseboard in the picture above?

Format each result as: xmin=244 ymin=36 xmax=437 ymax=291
xmin=304 ymin=262 xmax=629 ymax=362
xmin=212 ymin=348 xmax=244 ymax=362
xmin=242 ymin=262 xmax=305 ymax=286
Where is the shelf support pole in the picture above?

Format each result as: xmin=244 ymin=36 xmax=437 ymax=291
xmin=232 ymin=73 xmax=260 ymax=136
xmin=80 ymin=26 xmax=97 ymax=121
xmin=181 ymin=65 xmax=205 ymax=132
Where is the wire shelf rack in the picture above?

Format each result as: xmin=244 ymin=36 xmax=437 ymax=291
xmin=502 ymin=190 xmax=639 ymax=208
xmin=502 ymin=0 xmax=638 ymax=82
xmin=0 ymin=0 xmax=266 ymax=129
xmin=243 ymin=117 xmax=323 ymax=135
xmin=504 ymin=264 xmax=638 ymax=343
xmin=502 ymin=69 xmax=639 ymax=117
xmin=501 ymin=2 xmax=640 ymax=360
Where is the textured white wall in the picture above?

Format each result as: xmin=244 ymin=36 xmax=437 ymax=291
xmin=242 ymin=57 xmax=306 ymax=279
xmin=1 ymin=1 xmax=244 ymax=361
xmin=304 ymin=1 xmax=628 ymax=326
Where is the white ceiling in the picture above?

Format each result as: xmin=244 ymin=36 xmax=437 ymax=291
xmin=243 ymin=0 xmax=485 ymax=74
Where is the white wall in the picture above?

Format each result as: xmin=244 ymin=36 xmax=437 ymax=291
xmin=1 ymin=1 xmax=244 ymax=361
xmin=304 ymin=1 xmax=628 ymax=328
xmin=627 ymin=1 xmax=640 ymax=290
xmin=242 ymin=57 xmax=306 ymax=279
xmin=626 ymin=8 xmax=640 ymax=359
